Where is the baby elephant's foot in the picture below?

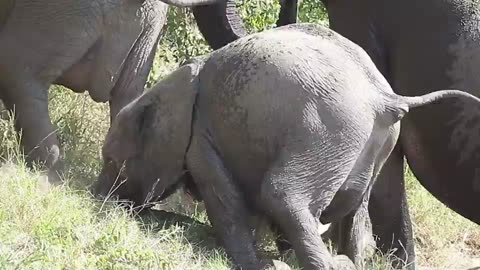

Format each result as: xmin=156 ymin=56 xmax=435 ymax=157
xmin=334 ymin=255 xmax=356 ymax=270
xmin=261 ymin=259 xmax=292 ymax=270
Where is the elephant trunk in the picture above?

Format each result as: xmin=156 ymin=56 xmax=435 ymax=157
xmin=158 ymin=0 xmax=219 ymax=7
xmin=277 ymin=0 xmax=298 ymax=27
xmin=192 ymin=0 xmax=247 ymax=49
xmin=192 ymin=0 xmax=299 ymax=50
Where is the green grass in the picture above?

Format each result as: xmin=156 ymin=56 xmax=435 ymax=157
xmin=0 ymin=162 xmax=232 ymax=270
xmin=0 ymin=3 xmax=478 ymax=269
xmin=0 ymin=89 xmax=477 ymax=270
xmin=405 ymin=170 xmax=480 ymax=269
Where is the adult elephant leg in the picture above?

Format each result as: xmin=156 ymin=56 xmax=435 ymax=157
xmin=2 ymin=82 xmax=62 ymax=182
xmin=368 ymin=144 xmax=415 ymax=269
xmin=192 ymin=1 xmax=247 ymax=49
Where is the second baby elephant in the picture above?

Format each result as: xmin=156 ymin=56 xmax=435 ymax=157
xmin=94 ymin=23 xmax=480 ymax=270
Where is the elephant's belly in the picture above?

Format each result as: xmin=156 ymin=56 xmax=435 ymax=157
xmin=400 ymin=103 xmax=480 ymax=224
xmin=395 ymin=16 xmax=480 ymax=224
xmin=55 ymin=45 xmax=97 ymax=94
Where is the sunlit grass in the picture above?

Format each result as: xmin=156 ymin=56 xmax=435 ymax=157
xmin=0 ymin=84 xmax=477 ymax=269
xmin=405 ymin=169 xmax=480 ymax=269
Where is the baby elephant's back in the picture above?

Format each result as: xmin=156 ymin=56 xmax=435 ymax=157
xmin=196 ymin=24 xmax=386 ymax=147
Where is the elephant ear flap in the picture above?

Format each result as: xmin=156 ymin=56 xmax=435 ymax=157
xmin=133 ymin=63 xmax=202 ymax=173
xmin=155 ymin=63 xmax=201 ymax=113
xmin=103 ymin=96 xmax=152 ymax=159
xmin=105 ymin=62 xmax=203 ymax=157
xmin=146 ymin=62 xmax=202 ymax=148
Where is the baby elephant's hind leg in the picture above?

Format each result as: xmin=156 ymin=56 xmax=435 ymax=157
xmin=328 ymin=196 xmax=374 ymax=269
xmin=326 ymin=123 xmax=400 ymax=268
xmin=260 ymin=165 xmax=355 ymax=270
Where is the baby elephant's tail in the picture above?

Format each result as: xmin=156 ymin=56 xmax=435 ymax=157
xmin=384 ymin=89 xmax=480 ymax=124
xmin=399 ymin=89 xmax=480 ymax=109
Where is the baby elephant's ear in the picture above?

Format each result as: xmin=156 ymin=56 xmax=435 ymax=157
xmin=155 ymin=63 xmax=201 ymax=103
xmin=150 ymin=63 xmax=201 ymax=127
xmin=158 ymin=62 xmax=200 ymax=129
xmin=139 ymin=63 xmax=201 ymax=166
xmin=106 ymin=98 xmax=152 ymax=159
xmin=106 ymin=63 xmax=201 ymax=157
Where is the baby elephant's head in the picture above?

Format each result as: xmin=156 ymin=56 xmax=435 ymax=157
xmin=93 ymin=64 xmax=200 ymax=207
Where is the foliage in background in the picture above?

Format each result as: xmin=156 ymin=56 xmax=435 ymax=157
xmin=49 ymin=88 xmax=110 ymax=189
xmin=298 ymin=0 xmax=328 ymax=25
xmin=237 ymin=0 xmax=281 ymax=32
xmin=147 ymin=0 xmax=328 ymax=87
xmin=146 ymin=7 xmax=210 ymax=88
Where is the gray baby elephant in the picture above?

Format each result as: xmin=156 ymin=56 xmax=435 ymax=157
xmin=94 ymin=23 xmax=480 ymax=270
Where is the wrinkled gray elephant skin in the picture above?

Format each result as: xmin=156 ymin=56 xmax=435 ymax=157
xmin=0 ymin=0 xmax=228 ymax=181
xmin=0 ymin=0 xmax=168 ymax=180
xmin=93 ymin=24 xmax=480 ymax=270
xmin=273 ymin=1 xmax=480 ymax=268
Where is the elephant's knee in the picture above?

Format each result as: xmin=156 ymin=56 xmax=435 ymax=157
xmin=45 ymin=144 xmax=61 ymax=168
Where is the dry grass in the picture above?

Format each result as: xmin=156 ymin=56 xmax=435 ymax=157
xmin=405 ymin=169 xmax=480 ymax=269
xmin=0 ymin=83 xmax=478 ymax=270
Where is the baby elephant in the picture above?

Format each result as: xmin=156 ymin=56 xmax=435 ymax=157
xmin=94 ymin=23 xmax=480 ymax=270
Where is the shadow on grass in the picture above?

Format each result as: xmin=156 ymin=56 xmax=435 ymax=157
xmin=136 ymin=208 xmax=219 ymax=251
xmin=136 ymin=209 xmax=303 ymax=269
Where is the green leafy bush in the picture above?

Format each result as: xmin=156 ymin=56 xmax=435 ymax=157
xmin=147 ymin=0 xmax=328 ymax=86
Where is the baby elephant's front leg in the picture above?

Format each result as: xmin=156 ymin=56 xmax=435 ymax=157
xmin=186 ymin=135 xmax=263 ymax=270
